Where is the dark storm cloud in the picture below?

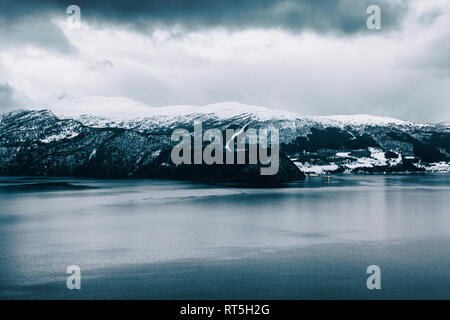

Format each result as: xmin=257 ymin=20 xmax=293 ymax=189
xmin=0 ymin=0 xmax=77 ymax=53
xmin=0 ymin=0 xmax=409 ymax=34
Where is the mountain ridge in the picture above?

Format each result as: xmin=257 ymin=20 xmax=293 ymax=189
xmin=32 ymin=94 xmax=440 ymax=128
xmin=1 ymin=101 xmax=449 ymax=178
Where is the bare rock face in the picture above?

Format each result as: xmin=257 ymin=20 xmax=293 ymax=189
xmin=0 ymin=110 xmax=305 ymax=185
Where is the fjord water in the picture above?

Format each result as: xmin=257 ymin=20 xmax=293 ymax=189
xmin=0 ymin=175 xmax=449 ymax=299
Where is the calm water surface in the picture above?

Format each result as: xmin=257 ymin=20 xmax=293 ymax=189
xmin=0 ymin=175 xmax=449 ymax=299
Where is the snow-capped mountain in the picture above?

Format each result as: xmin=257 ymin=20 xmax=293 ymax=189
xmin=1 ymin=96 xmax=449 ymax=179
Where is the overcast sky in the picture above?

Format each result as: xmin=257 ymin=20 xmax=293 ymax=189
xmin=0 ymin=0 xmax=449 ymax=122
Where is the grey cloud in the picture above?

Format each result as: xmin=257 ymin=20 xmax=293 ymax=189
xmin=0 ymin=83 xmax=16 ymax=110
xmin=417 ymin=7 xmax=445 ymax=26
xmin=0 ymin=82 xmax=34 ymax=112
xmin=426 ymin=33 xmax=450 ymax=72
xmin=0 ymin=15 xmax=77 ymax=54
xmin=0 ymin=0 xmax=409 ymax=35
xmin=405 ymin=32 xmax=450 ymax=78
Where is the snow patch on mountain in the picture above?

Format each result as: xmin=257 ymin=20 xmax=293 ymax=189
xmin=41 ymin=128 xmax=80 ymax=143
xmin=292 ymin=148 xmax=407 ymax=175
xmin=423 ymin=162 xmax=450 ymax=172
xmin=294 ymin=163 xmax=339 ymax=175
